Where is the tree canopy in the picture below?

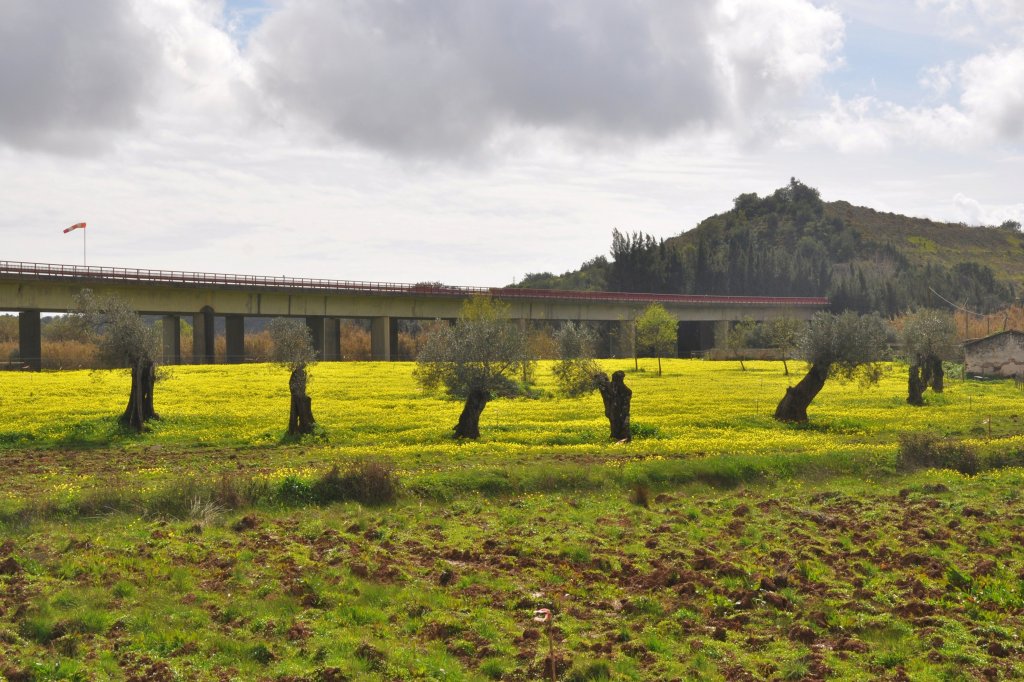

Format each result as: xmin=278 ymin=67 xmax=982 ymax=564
xmin=414 ymin=297 xmax=532 ymax=438
xmin=268 ymin=318 xmax=317 ymax=372
xmin=71 ymin=291 xmax=159 ymax=370
xmin=797 ymin=311 xmax=888 ymax=382
xmin=551 ymin=321 xmax=601 ymax=397
xmin=68 ymin=290 xmax=161 ymax=431
xmin=725 ymin=318 xmax=756 ymax=371
xmin=268 ymin=318 xmax=318 ymax=435
xmin=774 ymin=311 xmax=887 ymax=422
xmin=766 ymin=316 xmax=803 ymax=375
xmin=900 ymin=309 xmax=957 ymax=404
xmin=414 ymin=297 xmax=532 ymax=399
xmin=900 ymin=309 xmax=958 ymax=366
xmin=635 ymin=303 xmax=676 ymax=375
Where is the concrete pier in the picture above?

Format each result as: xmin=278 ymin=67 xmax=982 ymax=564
xmin=371 ymin=316 xmax=391 ymax=361
xmin=18 ymin=310 xmax=41 ymax=371
xmin=225 ymin=315 xmax=245 ymax=363
xmin=193 ymin=307 xmax=215 ymax=364
xmin=162 ymin=315 xmax=181 ymax=365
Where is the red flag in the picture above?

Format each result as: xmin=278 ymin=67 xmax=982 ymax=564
xmin=63 ymin=222 xmax=86 ymax=233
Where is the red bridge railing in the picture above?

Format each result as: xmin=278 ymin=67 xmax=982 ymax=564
xmin=0 ymin=261 xmax=827 ymax=306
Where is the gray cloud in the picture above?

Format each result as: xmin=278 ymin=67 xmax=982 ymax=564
xmin=0 ymin=0 xmax=162 ymax=153
xmin=248 ymin=0 xmax=842 ymax=156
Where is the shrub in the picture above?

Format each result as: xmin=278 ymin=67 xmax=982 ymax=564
xmin=629 ymin=422 xmax=659 ymax=440
xmin=897 ymin=434 xmax=979 ymax=475
xmin=277 ymin=476 xmax=314 ymax=505
xmin=312 ymin=460 xmax=398 ymax=506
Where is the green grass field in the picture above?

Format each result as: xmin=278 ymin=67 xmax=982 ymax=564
xmin=2 ymin=360 xmax=1024 ymax=680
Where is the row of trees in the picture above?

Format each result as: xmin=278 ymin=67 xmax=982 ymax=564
xmin=413 ymin=299 xmax=634 ymax=441
xmin=67 ymin=291 xmax=320 ymax=436
xmin=69 ymin=290 xmax=961 ymax=441
xmin=414 ymin=300 xmax=964 ymax=434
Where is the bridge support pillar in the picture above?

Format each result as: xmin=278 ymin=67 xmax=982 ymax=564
xmin=193 ymin=307 xmax=215 ymax=364
xmin=594 ymin=321 xmax=614 ymax=359
xmin=323 ymin=318 xmax=340 ymax=361
xmin=305 ymin=316 xmax=326 ymax=360
xmin=225 ymin=315 xmax=245 ymax=363
xmin=371 ymin=316 xmax=391 ymax=361
xmin=390 ymin=319 xmax=402 ymax=360
xmin=713 ymin=320 xmax=730 ymax=350
xmin=613 ymin=319 xmax=634 ymax=359
xmin=162 ymin=315 xmax=181 ymax=365
xmin=18 ymin=310 xmax=41 ymax=371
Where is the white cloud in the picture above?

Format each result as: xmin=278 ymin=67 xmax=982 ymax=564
xmin=952 ymin=192 xmax=1024 ymax=226
xmin=247 ymin=0 xmax=843 ymax=157
xmin=801 ymin=37 xmax=1024 ymax=152
xmin=919 ymin=62 xmax=956 ymax=97
xmin=959 ymin=46 xmax=1024 ymax=139
xmin=916 ymin=0 xmax=1024 ymax=22
xmin=3 ymin=0 xmax=1024 ymax=290
xmin=714 ymin=0 xmax=844 ymax=110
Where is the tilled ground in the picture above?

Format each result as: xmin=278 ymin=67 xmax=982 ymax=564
xmin=2 ymin=469 xmax=1024 ymax=680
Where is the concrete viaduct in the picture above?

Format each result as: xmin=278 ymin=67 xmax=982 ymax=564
xmin=1 ymin=261 xmax=828 ymax=370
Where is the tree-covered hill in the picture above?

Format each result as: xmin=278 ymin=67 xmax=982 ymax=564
xmin=513 ymin=180 xmax=1021 ymax=315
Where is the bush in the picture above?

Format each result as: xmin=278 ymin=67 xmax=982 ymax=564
xmin=629 ymin=422 xmax=659 ymax=440
xmin=277 ymin=476 xmax=314 ymax=505
xmin=312 ymin=460 xmax=398 ymax=506
xmin=897 ymin=434 xmax=979 ymax=475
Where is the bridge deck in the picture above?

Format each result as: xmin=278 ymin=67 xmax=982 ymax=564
xmin=0 ymin=261 xmax=827 ymax=307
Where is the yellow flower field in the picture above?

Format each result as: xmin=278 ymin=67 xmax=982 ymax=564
xmin=1 ymin=358 xmax=1021 ymax=501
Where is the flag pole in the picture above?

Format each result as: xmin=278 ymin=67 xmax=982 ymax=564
xmin=63 ymin=223 xmax=87 ymax=265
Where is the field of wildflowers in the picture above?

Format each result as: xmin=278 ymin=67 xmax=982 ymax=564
xmin=2 ymin=359 xmax=1024 ymax=679
xmin=2 ymin=359 xmax=1023 ymax=503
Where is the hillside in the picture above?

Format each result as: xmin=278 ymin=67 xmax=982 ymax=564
xmin=514 ymin=180 xmax=1022 ymax=315
xmin=823 ymin=201 xmax=1024 ymax=286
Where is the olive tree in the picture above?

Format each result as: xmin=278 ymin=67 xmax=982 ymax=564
xmin=725 ymin=318 xmax=757 ymax=371
xmin=268 ymin=318 xmax=317 ymax=436
xmin=774 ymin=312 xmax=888 ymax=422
xmin=900 ymin=309 xmax=958 ymax=405
xmin=766 ymin=316 xmax=803 ymax=376
xmin=635 ymin=303 xmax=676 ymax=375
xmin=414 ymin=297 xmax=532 ymax=439
xmin=550 ymin=322 xmax=633 ymax=441
xmin=551 ymin=322 xmax=602 ymax=397
xmin=595 ymin=370 xmax=632 ymax=442
xmin=70 ymin=290 xmax=161 ymax=432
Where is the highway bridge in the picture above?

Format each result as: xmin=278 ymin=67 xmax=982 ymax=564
xmin=0 ymin=261 xmax=828 ymax=369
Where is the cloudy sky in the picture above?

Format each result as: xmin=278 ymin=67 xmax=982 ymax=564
xmin=1 ymin=0 xmax=1022 ymax=286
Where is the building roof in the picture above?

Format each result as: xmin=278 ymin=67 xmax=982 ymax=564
xmin=963 ymin=329 xmax=1024 ymax=348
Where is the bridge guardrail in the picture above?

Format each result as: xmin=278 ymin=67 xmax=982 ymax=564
xmin=0 ymin=260 xmax=828 ymax=306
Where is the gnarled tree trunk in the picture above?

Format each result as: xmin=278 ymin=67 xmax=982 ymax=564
xmin=774 ymin=362 xmax=830 ymax=422
xmin=288 ymin=366 xmax=316 ymax=435
xmin=927 ymin=355 xmax=944 ymax=393
xmin=907 ymin=363 xmax=925 ymax=406
xmin=596 ymin=370 xmax=632 ymax=441
xmin=120 ymin=359 xmax=158 ymax=432
xmin=454 ymin=388 xmax=489 ymax=439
